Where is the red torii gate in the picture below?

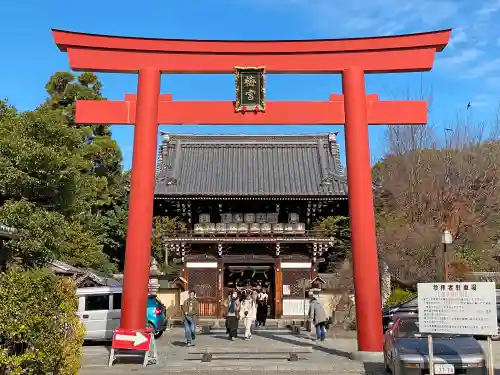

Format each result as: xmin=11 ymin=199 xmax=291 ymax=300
xmin=53 ymin=29 xmax=450 ymax=354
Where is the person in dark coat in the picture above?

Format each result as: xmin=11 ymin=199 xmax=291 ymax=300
xmin=224 ymin=291 xmax=240 ymax=340
xmin=256 ymin=288 xmax=268 ymax=327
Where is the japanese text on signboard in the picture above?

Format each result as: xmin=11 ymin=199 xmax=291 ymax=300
xmin=234 ymin=66 xmax=266 ymax=112
xmin=417 ymin=282 xmax=497 ymax=336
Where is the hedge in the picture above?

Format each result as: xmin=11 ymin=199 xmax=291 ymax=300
xmin=384 ymin=287 xmax=416 ymax=307
xmin=0 ymin=268 xmax=85 ymax=374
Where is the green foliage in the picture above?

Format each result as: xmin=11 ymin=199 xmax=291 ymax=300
xmin=313 ymin=216 xmax=351 ymax=271
xmin=314 ymin=216 xmax=350 ymax=246
xmin=0 ymin=199 xmax=110 ymax=272
xmin=0 ymin=268 xmax=85 ymax=374
xmin=151 ymin=216 xmax=186 ymax=276
xmin=453 ymin=244 xmax=492 ymax=271
xmin=384 ymin=288 xmax=416 ymax=307
xmin=0 ymin=71 xmax=128 ymax=272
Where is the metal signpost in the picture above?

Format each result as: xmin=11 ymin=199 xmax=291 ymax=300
xmin=108 ymin=328 xmax=158 ymax=367
xmin=418 ymin=282 xmax=497 ymax=375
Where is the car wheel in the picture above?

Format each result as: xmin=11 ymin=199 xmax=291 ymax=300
xmin=154 ymin=331 xmax=163 ymax=340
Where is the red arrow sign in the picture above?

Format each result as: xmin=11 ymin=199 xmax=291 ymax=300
xmin=112 ymin=328 xmax=152 ymax=351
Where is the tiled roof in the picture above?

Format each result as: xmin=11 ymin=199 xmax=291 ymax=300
xmin=0 ymin=225 xmax=19 ymax=239
xmin=155 ymin=133 xmax=346 ymax=197
xmin=50 ymin=259 xmax=84 ymax=275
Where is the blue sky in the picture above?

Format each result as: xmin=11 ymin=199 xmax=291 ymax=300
xmin=2 ymin=0 xmax=500 ymax=169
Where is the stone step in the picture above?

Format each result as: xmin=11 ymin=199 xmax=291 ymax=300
xmin=189 ymin=345 xmax=313 ymax=354
xmin=207 ymin=327 xmax=291 ymax=334
xmin=172 ymin=318 xmax=306 ymax=325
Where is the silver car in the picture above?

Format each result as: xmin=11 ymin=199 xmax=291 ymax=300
xmin=383 ymin=317 xmax=486 ymax=375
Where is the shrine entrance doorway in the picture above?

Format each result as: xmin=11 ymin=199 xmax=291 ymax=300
xmin=224 ymin=263 xmax=275 ymax=319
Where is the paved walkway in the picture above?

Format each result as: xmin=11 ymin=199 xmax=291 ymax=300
xmin=80 ymin=328 xmax=382 ymax=374
xmin=80 ymin=328 xmax=500 ymax=374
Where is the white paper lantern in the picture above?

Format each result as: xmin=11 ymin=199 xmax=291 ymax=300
xmin=199 ymin=213 xmax=210 ymax=223
xmin=295 ymin=223 xmax=306 ymax=234
xmin=227 ymin=223 xmax=238 ymax=234
xmin=205 ymin=223 xmax=215 ymax=234
xmin=216 ymin=223 xmax=226 ymax=234
xmin=221 ymin=213 xmax=233 ymax=224
xmin=194 ymin=224 xmax=205 ymax=235
xmin=272 ymin=223 xmax=284 ymax=234
xmin=260 ymin=223 xmax=271 ymax=234
xmin=244 ymin=213 xmax=255 ymax=223
xmin=233 ymin=213 xmax=244 ymax=223
xmin=249 ymin=223 xmax=261 ymax=234
xmin=267 ymin=213 xmax=278 ymax=224
xmin=237 ymin=223 xmax=248 ymax=233
xmin=288 ymin=213 xmax=299 ymax=224
xmin=256 ymin=213 xmax=267 ymax=223
xmin=284 ymin=224 xmax=294 ymax=234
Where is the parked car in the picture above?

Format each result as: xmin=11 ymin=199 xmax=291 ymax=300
xmin=76 ymin=286 xmax=168 ymax=341
xmin=383 ymin=317 xmax=486 ymax=375
xmin=382 ymin=295 xmax=418 ymax=332
xmin=382 ymin=291 xmax=500 ymax=340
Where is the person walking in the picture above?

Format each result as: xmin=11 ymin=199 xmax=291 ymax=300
xmin=181 ymin=290 xmax=200 ymax=347
xmin=225 ymin=291 xmax=240 ymax=341
xmin=240 ymin=292 xmax=257 ymax=340
xmin=308 ymin=291 xmax=327 ymax=342
xmin=256 ymin=288 xmax=268 ymax=328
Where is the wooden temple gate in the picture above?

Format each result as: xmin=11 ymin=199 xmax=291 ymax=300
xmin=175 ymin=242 xmax=328 ymax=319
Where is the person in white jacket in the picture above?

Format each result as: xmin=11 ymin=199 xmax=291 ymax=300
xmin=239 ymin=291 xmax=257 ymax=340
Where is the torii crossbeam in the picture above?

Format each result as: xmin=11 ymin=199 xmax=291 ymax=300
xmin=53 ymin=28 xmax=450 ymax=355
xmin=76 ymin=94 xmax=427 ymax=125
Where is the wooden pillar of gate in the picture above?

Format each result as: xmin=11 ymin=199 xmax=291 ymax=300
xmin=274 ymin=259 xmax=283 ymax=318
xmin=217 ymin=259 xmax=224 ymax=318
xmin=311 ymin=261 xmax=318 ymax=281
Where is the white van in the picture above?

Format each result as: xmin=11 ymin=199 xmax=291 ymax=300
xmin=76 ymin=286 xmax=123 ymax=341
xmin=76 ymin=286 xmax=168 ymax=341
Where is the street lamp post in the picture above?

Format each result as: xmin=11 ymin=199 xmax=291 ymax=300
xmin=441 ymin=230 xmax=453 ymax=281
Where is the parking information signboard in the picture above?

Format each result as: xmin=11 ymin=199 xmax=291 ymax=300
xmin=418 ymin=282 xmax=497 ymax=336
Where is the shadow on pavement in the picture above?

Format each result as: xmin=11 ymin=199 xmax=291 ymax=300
xmin=253 ymin=330 xmax=352 ymax=359
xmin=83 ymin=341 xmax=112 ymax=354
xmin=169 ymin=340 xmax=187 ymax=347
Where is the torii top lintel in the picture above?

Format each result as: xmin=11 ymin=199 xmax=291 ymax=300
xmin=52 ymin=29 xmax=451 ymax=74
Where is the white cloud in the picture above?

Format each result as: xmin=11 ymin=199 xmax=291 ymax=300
xmin=254 ymin=0 xmax=500 ymax=85
xmin=262 ymin=0 xmax=460 ymax=36
xmin=470 ymin=93 xmax=494 ymax=108
xmin=462 ymin=58 xmax=500 ymax=79
xmin=486 ymin=77 xmax=500 ymax=88
xmin=436 ymin=48 xmax=483 ymax=69
xmin=448 ymin=28 xmax=467 ymax=48
xmin=283 ymin=0 xmax=500 ymax=81
xmin=477 ymin=0 xmax=500 ymax=16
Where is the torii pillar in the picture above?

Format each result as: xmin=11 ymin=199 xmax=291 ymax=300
xmin=52 ymin=28 xmax=450 ymax=356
